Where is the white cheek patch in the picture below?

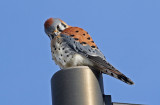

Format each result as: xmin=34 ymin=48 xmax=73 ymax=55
xmin=59 ymin=24 xmax=66 ymax=31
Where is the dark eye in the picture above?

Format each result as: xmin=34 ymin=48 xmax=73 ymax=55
xmin=61 ymin=23 xmax=66 ymax=28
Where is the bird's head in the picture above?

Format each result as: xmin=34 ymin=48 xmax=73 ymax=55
xmin=44 ymin=18 xmax=69 ymax=40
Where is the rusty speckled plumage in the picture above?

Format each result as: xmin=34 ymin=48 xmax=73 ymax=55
xmin=61 ymin=27 xmax=97 ymax=48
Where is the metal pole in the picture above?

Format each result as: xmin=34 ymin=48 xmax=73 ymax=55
xmin=51 ymin=66 xmax=104 ymax=105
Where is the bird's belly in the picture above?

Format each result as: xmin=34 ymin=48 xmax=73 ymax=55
xmin=68 ymin=54 xmax=94 ymax=67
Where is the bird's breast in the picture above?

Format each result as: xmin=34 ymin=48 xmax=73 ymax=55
xmin=51 ymin=37 xmax=94 ymax=68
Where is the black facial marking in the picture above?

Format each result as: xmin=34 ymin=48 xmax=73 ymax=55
xmin=75 ymin=30 xmax=79 ymax=32
xmin=57 ymin=25 xmax=59 ymax=29
xmin=57 ymin=25 xmax=62 ymax=32
xmin=61 ymin=23 xmax=66 ymax=28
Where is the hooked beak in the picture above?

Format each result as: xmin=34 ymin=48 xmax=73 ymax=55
xmin=48 ymin=29 xmax=61 ymax=40
xmin=54 ymin=30 xmax=62 ymax=36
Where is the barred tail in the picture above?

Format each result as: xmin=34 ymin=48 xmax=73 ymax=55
xmin=87 ymin=55 xmax=134 ymax=85
xmin=101 ymin=67 xmax=134 ymax=85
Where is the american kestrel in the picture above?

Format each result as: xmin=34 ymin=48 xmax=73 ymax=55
xmin=44 ymin=18 xmax=134 ymax=85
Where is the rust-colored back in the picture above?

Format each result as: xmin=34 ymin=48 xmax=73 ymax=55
xmin=61 ymin=27 xmax=97 ymax=48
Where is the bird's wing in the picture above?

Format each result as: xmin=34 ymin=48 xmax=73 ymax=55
xmin=60 ymin=27 xmax=134 ymax=85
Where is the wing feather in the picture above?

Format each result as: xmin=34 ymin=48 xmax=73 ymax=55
xmin=60 ymin=33 xmax=134 ymax=85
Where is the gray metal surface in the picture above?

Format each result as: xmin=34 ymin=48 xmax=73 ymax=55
xmin=51 ymin=66 xmax=104 ymax=105
xmin=112 ymin=102 xmax=144 ymax=105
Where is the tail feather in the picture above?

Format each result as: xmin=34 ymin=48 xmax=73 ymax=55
xmin=87 ymin=55 xmax=134 ymax=85
xmin=101 ymin=68 xmax=134 ymax=85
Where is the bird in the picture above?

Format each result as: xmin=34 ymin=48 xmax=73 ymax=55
xmin=44 ymin=18 xmax=134 ymax=85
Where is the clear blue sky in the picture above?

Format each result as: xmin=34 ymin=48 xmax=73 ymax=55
xmin=1 ymin=0 xmax=160 ymax=105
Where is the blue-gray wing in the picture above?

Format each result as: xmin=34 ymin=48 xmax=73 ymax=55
xmin=60 ymin=34 xmax=134 ymax=85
